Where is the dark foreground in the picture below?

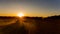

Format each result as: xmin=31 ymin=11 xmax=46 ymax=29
xmin=0 ymin=16 xmax=60 ymax=34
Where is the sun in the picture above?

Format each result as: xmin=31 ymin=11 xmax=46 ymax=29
xmin=17 ymin=13 xmax=24 ymax=17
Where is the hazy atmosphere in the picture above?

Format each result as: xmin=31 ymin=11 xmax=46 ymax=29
xmin=0 ymin=0 xmax=60 ymax=34
xmin=0 ymin=0 xmax=60 ymax=17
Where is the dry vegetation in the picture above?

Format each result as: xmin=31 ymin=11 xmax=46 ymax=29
xmin=0 ymin=15 xmax=60 ymax=34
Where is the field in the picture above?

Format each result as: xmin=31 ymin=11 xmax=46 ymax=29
xmin=0 ymin=16 xmax=60 ymax=34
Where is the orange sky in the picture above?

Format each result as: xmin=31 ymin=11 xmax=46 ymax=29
xmin=0 ymin=0 xmax=60 ymax=17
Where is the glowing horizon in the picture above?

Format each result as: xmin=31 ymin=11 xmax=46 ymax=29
xmin=0 ymin=0 xmax=60 ymax=17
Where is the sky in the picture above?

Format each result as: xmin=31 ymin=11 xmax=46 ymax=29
xmin=0 ymin=0 xmax=60 ymax=17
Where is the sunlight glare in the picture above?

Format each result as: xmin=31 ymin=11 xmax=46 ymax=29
xmin=18 ymin=13 xmax=24 ymax=17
